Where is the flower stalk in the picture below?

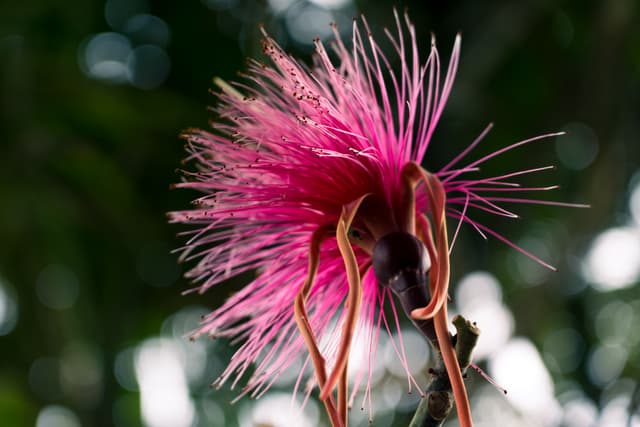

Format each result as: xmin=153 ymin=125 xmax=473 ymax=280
xmin=409 ymin=315 xmax=481 ymax=427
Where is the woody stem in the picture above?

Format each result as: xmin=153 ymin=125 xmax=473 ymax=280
xmin=409 ymin=315 xmax=480 ymax=427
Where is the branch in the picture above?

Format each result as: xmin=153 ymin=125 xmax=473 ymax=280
xmin=409 ymin=315 xmax=480 ymax=427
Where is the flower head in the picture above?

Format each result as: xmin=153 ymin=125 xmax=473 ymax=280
xmin=171 ymin=11 xmax=581 ymax=427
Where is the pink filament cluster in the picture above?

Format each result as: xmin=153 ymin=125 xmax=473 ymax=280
xmin=170 ymin=11 xmax=578 ymax=411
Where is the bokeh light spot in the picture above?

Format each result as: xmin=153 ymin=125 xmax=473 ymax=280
xmin=455 ymin=271 xmax=502 ymax=305
xmin=601 ymin=378 xmax=637 ymax=408
xmin=181 ymin=340 xmax=207 ymax=387
xmin=629 ymin=172 xmax=640 ymax=225
xmin=161 ymin=305 xmax=209 ymax=339
xmin=36 ymin=405 xmax=81 ymax=427
xmin=515 ymin=237 xmax=553 ymax=286
xmin=267 ymin=0 xmax=296 ymax=14
xmin=555 ymin=122 xmax=599 ymax=170
xmin=561 ymin=396 xmax=598 ymax=427
xmin=271 ymin=356 xmax=304 ymax=388
xmin=470 ymin=388 xmax=534 ymax=426
xmin=125 ymin=14 xmax=171 ymax=47
xmin=80 ymin=32 xmax=132 ymax=83
xmin=455 ymin=271 xmax=513 ymax=359
xmin=543 ymin=328 xmax=584 ymax=374
xmin=489 ymin=338 xmax=562 ymax=425
xmin=60 ymin=341 xmax=103 ymax=407
xmin=595 ymin=300 xmax=634 ymax=345
xmin=36 ymin=264 xmax=80 ymax=310
xmin=127 ymin=45 xmax=171 ymax=90
xmin=381 ymin=377 xmax=403 ymax=409
xmin=629 ymin=299 xmax=640 ymax=349
xmin=462 ymin=301 xmax=514 ymax=360
xmin=598 ymin=394 xmax=639 ymax=426
xmin=135 ymin=338 xmax=194 ymax=427
xmin=308 ymin=0 xmax=352 ymax=10
xmin=114 ymin=347 xmax=139 ymax=392
xmin=587 ymin=343 xmax=628 ymax=386
xmin=286 ymin=4 xmax=334 ymax=45
xmin=0 ymin=277 xmax=18 ymax=335
xmin=348 ymin=330 xmax=386 ymax=387
xmin=582 ymin=226 xmax=640 ymax=291
xmin=239 ymin=392 xmax=318 ymax=427
xmin=384 ymin=329 xmax=429 ymax=378
xmin=159 ymin=307 xmax=210 ymax=387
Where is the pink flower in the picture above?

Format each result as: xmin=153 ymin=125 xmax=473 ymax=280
xmin=170 ymin=11 xmax=582 ymax=427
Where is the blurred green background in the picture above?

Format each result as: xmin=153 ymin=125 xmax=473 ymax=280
xmin=1 ymin=0 xmax=639 ymax=426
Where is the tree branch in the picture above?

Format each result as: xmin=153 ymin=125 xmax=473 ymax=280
xmin=409 ymin=315 xmax=480 ymax=427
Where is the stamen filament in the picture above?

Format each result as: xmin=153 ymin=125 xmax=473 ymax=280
xmin=293 ymin=226 xmax=344 ymax=427
xmin=320 ymin=203 xmax=365 ymax=414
